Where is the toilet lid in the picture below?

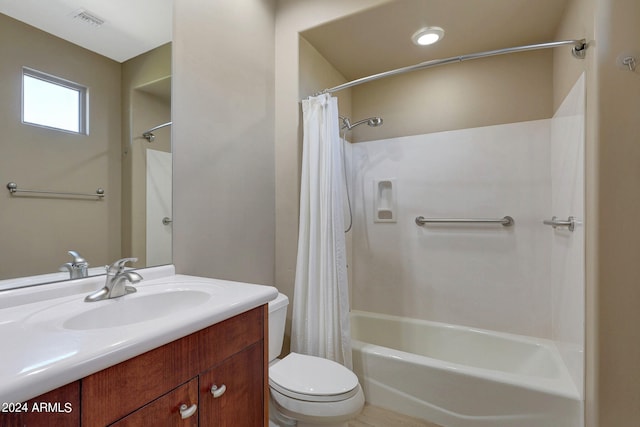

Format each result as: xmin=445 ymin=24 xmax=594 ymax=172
xmin=269 ymin=353 xmax=359 ymax=402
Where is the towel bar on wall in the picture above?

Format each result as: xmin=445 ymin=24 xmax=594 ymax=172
xmin=415 ymin=216 xmax=514 ymax=227
xmin=6 ymin=182 xmax=105 ymax=199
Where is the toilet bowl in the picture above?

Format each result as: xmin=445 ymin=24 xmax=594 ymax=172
xmin=268 ymin=293 xmax=364 ymax=427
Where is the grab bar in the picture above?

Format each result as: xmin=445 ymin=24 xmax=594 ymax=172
xmin=6 ymin=182 xmax=105 ymax=199
xmin=543 ymin=216 xmax=576 ymax=232
xmin=415 ymin=216 xmax=514 ymax=227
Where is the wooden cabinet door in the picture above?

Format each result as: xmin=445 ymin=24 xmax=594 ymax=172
xmin=110 ymin=378 xmax=199 ymax=427
xmin=0 ymin=381 xmax=80 ymax=427
xmin=199 ymin=342 xmax=263 ymax=427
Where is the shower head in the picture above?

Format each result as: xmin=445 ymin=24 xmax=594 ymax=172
xmin=339 ymin=116 xmax=384 ymax=130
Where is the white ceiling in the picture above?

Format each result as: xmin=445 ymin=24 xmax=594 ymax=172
xmin=1 ymin=0 xmax=571 ymax=75
xmin=0 ymin=0 xmax=172 ymax=63
xmin=301 ymin=0 xmax=570 ymax=81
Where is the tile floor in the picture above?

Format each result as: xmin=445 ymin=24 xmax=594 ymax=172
xmin=348 ymin=405 xmax=443 ymax=427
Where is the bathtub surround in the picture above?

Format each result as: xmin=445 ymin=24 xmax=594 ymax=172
xmin=348 ymin=77 xmax=585 ymax=424
xmin=351 ymin=119 xmax=553 ymax=337
xmin=351 ymin=76 xmax=584 ymax=340
xmin=550 ymin=74 xmax=586 ymax=397
xmin=292 ymin=94 xmax=353 ymax=368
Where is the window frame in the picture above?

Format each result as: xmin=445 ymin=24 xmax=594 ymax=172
xmin=21 ymin=67 xmax=89 ymax=135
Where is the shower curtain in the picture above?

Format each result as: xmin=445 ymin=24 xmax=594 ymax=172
xmin=291 ymin=94 xmax=352 ymax=368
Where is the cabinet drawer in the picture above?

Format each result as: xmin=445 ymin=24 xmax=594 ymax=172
xmin=82 ymin=306 xmax=264 ymax=426
xmin=109 ymin=378 xmax=199 ymax=427
xmin=81 ymin=332 xmax=198 ymax=425
xmin=197 ymin=304 xmax=263 ymax=370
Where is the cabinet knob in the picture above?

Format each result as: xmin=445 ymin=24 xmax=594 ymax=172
xmin=210 ymin=384 xmax=227 ymax=398
xmin=179 ymin=403 xmax=197 ymax=419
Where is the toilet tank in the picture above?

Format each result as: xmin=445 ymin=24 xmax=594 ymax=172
xmin=268 ymin=293 xmax=289 ymax=362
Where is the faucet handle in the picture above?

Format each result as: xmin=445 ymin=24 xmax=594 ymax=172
xmin=107 ymin=257 xmax=138 ymax=274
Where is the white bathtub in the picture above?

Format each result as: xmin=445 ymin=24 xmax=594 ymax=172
xmin=350 ymin=311 xmax=583 ymax=427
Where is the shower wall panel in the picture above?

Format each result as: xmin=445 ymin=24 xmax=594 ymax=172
xmin=550 ymin=74 xmax=585 ymax=396
xmin=350 ymin=119 xmax=553 ymax=338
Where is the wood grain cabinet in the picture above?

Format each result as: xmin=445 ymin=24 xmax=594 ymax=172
xmin=1 ymin=306 xmax=267 ymax=427
xmin=0 ymin=381 xmax=80 ymax=427
xmin=199 ymin=342 xmax=263 ymax=427
xmin=110 ymin=378 xmax=199 ymax=427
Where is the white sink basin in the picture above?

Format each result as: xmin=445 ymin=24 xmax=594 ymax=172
xmin=23 ymin=281 xmax=225 ymax=331
xmin=63 ymin=290 xmax=211 ymax=330
xmin=1 ymin=268 xmax=279 ymax=405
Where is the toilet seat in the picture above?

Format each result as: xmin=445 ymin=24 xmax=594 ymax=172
xmin=269 ymin=353 xmax=359 ymax=402
xmin=270 ymin=383 xmax=365 ymax=424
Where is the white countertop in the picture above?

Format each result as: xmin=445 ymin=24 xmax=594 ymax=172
xmin=0 ymin=265 xmax=278 ymax=403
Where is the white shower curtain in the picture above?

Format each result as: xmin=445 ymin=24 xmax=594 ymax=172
xmin=291 ymin=94 xmax=352 ymax=369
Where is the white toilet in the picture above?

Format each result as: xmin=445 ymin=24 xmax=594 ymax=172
xmin=268 ymin=293 xmax=365 ymax=427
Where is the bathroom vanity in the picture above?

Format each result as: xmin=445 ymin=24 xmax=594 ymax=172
xmin=0 ymin=266 xmax=277 ymax=426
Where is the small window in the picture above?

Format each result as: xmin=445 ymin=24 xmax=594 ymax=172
xmin=22 ymin=68 xmax=88 ymax=134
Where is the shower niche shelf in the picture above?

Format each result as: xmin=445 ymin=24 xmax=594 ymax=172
xmin=374 ymin=179 xmax=397 ymax=223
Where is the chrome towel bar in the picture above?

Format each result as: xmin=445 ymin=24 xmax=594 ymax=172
xmin=6 ymin=182 xmax=105 ymax=199
xmin=543 ymin=216 xmax=576 ymax=231
xmin=415 ymin=216 xmax=514 ymax=227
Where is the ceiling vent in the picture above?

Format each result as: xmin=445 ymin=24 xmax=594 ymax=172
xmin=70 ymin=9 xmax=105 ymax=27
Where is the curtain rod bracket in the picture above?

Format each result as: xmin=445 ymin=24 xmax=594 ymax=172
xmin=141 ymin=121 xmax=172 ymax=142
xmin=571 ymin=39 xmax=588 ymax=59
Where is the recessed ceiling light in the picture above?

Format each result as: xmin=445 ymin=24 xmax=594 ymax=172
xmin=412 ymin=27 xmax=444 ymax=46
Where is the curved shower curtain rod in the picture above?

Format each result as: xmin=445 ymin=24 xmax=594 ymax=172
xmin=310 ymin=39 xmax=588 ymax=98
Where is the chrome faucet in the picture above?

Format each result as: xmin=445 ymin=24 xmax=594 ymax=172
xmin=60 ymin=250 xmax=89 ymax=279
xmin=84 ymin=258 xmax=143 ymax=302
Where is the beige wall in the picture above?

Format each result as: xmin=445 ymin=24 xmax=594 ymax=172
xmin=121 ymin=44 xmax=172 ymax=268
xmin=275 ymin=0 xmax=391 ymax=326
xmin=172 ymin=0 xmax=276 ymax=285
xmin=299 ymin=36 xmax=352 ymax=114
xmin=589 ymin=0 xmax=640 ymax=424
xmin=0 ymin=14 xmax=122 ymax=279
xmin=351 ymin=50 xmax=553 ymax=142
xmin=554 ymin=0 xmax=640 ymax=424
xmin=553 ymin=0 xmax=595 ymax=111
